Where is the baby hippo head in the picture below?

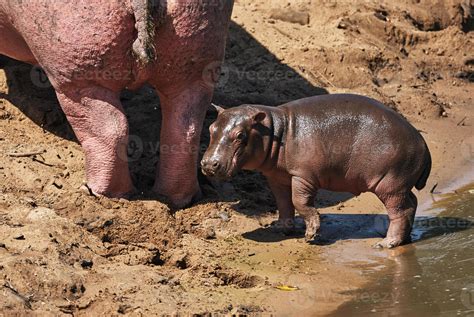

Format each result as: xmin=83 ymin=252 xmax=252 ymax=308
xmin=201 ymin=104 xmax=267 ymax=180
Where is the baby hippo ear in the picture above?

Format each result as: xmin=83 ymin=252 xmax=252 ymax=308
xmin=210 ymin=103 xmax=225 ymax=115
xmin=253 ymin=112 xmax=266 ymax=123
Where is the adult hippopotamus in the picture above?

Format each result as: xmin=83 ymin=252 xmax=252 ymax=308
xmin=0 ymin=0 xmax=234 ymax=207
xmin=201 ymin=94 xmax=432 ymax=248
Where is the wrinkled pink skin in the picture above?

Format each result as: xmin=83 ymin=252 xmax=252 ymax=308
xmin=0 ymin=0 xmax=234 ymax=207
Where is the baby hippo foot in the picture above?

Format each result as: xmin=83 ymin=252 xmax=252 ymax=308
xmin=270 ymin=218 xmax=297 ymax=236
xmin=373 ymin=236 xmax=409 ymax=249
xmin=304 ymin=214 xmax=321 ymax=242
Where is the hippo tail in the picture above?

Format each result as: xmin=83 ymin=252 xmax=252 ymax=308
xmin=415 ymin=145 xmax=432 ymax=191
xmin=132 ymin=0 xmax=163 ymax=64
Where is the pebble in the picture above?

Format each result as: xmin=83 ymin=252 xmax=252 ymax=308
xmin=80 ymin=259 xmax=94 ymax=269
xmin=219 ymin=212 xmax=230 ymax=222
xmin=204 ymin=228 xmax=216 ymax=239
xmin=269 ymin=8 xmax=310 ymax=25
xmin=13 ymin=234 xmax=25 ymax=240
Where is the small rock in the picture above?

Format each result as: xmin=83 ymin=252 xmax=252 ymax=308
xmin=80 ymin=259 xmax=93 ymax=269
xmin=0 ymin=243 xmax=6 ymax=248
xmin=269 ymin=8 xmax=310 ymax=25
xmin=22 ymin=197 xmax=37 ymax=207
xmin=337 ymin=20 xmax=349 ymax=29
xmin=101 ymin=219 xmax=114 ymax=228
xmin=374 ymin=10 xmax=388 ymax=21
xmin=219 ymin=212 xmax=230 ymax=222
xmin=168 ymin=251 xmax=188 ymax=269
xmin=13 ymin=234 xmax=25 ymax=240
xmin=118 ymin=304 xmax=132 ymax=314
xmin=27 ymin=207 xmax=59 ymax=222
xmin=75 ymin=196 xmax=84 ymax=207
xmin=204 ymin=227 xmax=216 ymax=239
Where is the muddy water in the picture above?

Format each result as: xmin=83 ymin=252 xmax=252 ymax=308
xmin=331 ymin=184 xmax=474 ymax=317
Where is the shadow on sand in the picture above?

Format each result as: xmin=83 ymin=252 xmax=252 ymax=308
xmin=0 ymin=21 xmax=328 ymax=194
xmin=243 ymin=214 xmax=473 ymax=246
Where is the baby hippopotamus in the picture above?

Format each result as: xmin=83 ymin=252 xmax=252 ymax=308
xmin=201 ymin=94 xmax=432 ymax=248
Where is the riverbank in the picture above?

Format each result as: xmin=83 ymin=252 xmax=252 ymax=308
xmin=1 ymin=0 xmax=473 ymax=315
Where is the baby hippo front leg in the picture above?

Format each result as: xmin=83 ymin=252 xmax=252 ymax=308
xmin=267 ymin=180 xmax=296 ymax=235
xmin=292 ymin=177 xmax=321 ymax=242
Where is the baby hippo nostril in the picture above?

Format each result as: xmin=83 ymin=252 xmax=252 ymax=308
xmin=201 ymin=158 xmax=221 ymax=175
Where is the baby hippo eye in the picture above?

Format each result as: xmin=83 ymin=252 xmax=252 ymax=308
xmin=236 ymin=131 xmax=245 ymax=140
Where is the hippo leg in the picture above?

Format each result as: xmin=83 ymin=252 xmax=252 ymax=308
xmin=55 ymin=87 xmax=133 ymax=197
xmin=154 ymin=82 xmax=213 ymax=208
xmin=291 ymin=177 xmax=321 ymax=242
xmin=268 ymin=180 xmax=295 ymax=235
xmin=374 ymin=191 xmax=417 ymax=249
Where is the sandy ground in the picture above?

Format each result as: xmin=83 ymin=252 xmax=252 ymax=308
xmin=0 ymin=0 xmax=473 ymax=315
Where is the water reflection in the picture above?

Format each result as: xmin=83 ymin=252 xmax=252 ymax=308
xmin=331 ymin=185 xmax=474 ymax=317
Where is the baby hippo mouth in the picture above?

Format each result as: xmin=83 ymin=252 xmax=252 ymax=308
xmin=201 ymin=154 xmax=240 ymax=180
xmin=201 ymin=160 xmax=235 ymax=180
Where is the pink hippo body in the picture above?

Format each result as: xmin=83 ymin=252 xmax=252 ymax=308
xmin=0 ymin=0 xmax=234 ymax=207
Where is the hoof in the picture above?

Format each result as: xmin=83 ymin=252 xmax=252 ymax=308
xmin=270 ymin=219 xmax=296 ymax=236
xmin=304 ymin=231 xmax=318 ymax=243
xmin=373 ymin=237 xmax=404 ymax=249
xmin=156 ymin=187 xmax=202 ymax=210
xmin=303 ymin=215 xmax=321 ymax=242
xmin=80 ymin=184 xmax=134 ymax=199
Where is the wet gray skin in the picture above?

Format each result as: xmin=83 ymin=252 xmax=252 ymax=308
xmin=202 ymin=94 xmax=431 ymax=248
xmin=330 ymin=184 xmax=474 ymax=316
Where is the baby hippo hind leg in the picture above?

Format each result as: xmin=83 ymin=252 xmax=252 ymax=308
xmin=291 ymin=177 xmax=321 ymax=242
xmin=268 ymin=180 xmax=296 ymax=235
xmin=374 ymin=191 xmax=417 ymax=249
